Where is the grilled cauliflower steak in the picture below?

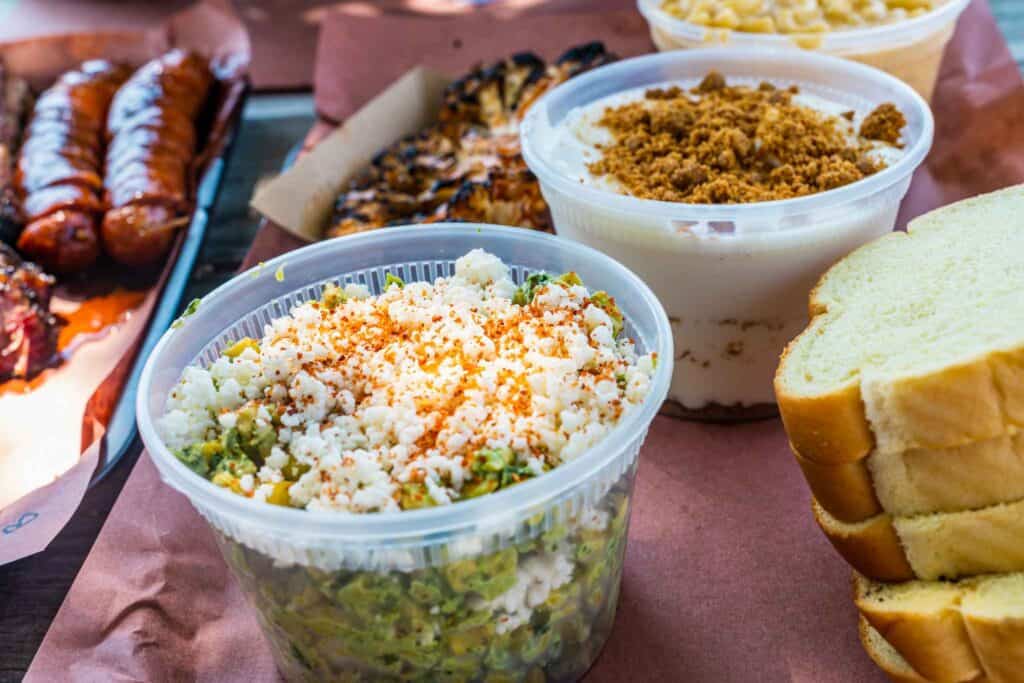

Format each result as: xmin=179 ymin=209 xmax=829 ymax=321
xmin=328 ymin=43 xmax=616 ymax=239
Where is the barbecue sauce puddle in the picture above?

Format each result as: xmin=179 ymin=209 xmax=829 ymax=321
xmin=0 ymin=277 xmax=150 ymax=397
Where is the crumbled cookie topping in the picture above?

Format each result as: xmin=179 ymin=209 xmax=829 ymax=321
xmin=859 ymin=103 xmax=908 ymax=146
xmin=586 ymin=72 xmax=905 ymax=204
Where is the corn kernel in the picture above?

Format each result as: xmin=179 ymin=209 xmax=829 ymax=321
xmin=267 ymin=481 xmax=292 ymax=506
xmin=224 ymin=337 xmax=259 ymax=358
xmin=661 ymin=0 xmax=934 ymax=33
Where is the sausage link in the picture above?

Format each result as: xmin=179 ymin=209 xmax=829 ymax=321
xmin=100 ymin=204 xmax=178 ymax=267
xmin=101 ymin=50 xmax=212 ymax=267
xmin=17 ymin=209 xmax=100 ymax=273
xmin=15 ymin=61 xmax=130 ymax=272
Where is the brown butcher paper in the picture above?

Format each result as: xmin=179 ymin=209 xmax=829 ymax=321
xmin=27 ymin=1 xmax=1024 ymax=680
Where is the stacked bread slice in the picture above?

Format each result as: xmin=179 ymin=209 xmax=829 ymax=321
xmin=774 ymin=185 xmax=1024 ymax=681
xmin=855 ymin=573 xmax=1024 ymax=682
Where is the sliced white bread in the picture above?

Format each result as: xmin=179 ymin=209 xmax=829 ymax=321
xmin=860 ymin=617 xmax=937 ymax=683
xmin=963 ymin=574 xmax=1024 ymax=683
xmin=856 ymin=576 xmax=984 ymax=682
xmin=814 ymin=498 xmax=1024 ymax=582
xmin=870 ymin=432 xmax=1024 ymax=518
xmin=775 ymin=185 xmax=1024 ymax=466
xmin=855 ymin=573 xmax=1024 ymax=683
xmin=797 ymin=431 xmax=1024 ymax=523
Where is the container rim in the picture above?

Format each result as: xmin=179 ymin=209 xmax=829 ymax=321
xmin=636 ymin=0 xmax=971 ymax=51
xmin=519 ymin=47 xmax=934 ymax=229
xmin=137 ymin=224 xmax=673 ymax=542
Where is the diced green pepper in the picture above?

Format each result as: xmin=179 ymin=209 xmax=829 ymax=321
xmin=444 ymin=548 xmax=517 ymax=599
xmin=231 ymin=406 xmax=275 ymax=465
xmin=574 ymin=528 xmax=608 ymax=565
xmin=512 ymin=273 xmax=552 ymax=305
xmin=281 ymin=456 xmax=310 ymax=481
xmin=461 ymin=477 xmax=499 ymax=500
xmin=499 ymin=465 xmax=533 ymax=489
xmin=471 ymin=447 xmax=514 ymax=475
xmin=171 ymin=298 xmax=201 ymax=328
xmin=400 ymin=482 xmax=436 ymax=510
xmin=446 ymin=623 xmax=493 ymax=657
xmin=336 ymin=573 xmax=404 ymax=623
xmin=555 ymin=272 xmax=582 ymax=287
xmin=589 ymin=291 xmax=624 ymax=337
xmin=463 ymin=448 xmax=535 ymax=501
xmin=212 ymin=431 xmax=257 ymax=479
xmin=321 ymin=283 xmax=347 ymax=309
xmin=173 ymin=439 xmax=223 ymax=477
xmin=514 ymin=625 xmax=561 ymax=665
xmin=540 ymin=525 xmax=568 ymax=554
xmin=513 ymin=271 xmax=584 ymax=306
xmin=435 ymin=654 xmax=483 ymax=683
xmin=409 ymin=573 xmax=445 ymax=606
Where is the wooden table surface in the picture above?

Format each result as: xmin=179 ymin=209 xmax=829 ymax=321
xmin=1 ymin=4 xmax=1021 ymax=680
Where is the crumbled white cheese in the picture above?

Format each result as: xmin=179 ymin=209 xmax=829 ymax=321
xmin=479 ymin=544 xmax=575 ymax=634
xmin=158 ymin=250 xmax=656 ymax=513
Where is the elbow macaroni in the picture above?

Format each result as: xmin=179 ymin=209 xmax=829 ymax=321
xmin=662 ymin=0 xmax=936 ymax=33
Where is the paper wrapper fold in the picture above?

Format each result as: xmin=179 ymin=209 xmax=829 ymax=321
xmin=28 ymin=0 xmax=1024 ymax=680
xmin=0 ymin=0 xmax=251 ymax=566
xmin=251 ymin=67 xmax=450 ymax=241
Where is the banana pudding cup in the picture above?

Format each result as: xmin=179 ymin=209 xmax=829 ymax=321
xmin=520 ymin=50 xmax=932 ymax=419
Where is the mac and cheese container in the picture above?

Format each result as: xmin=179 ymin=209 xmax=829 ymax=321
xmin=637 ymin=0 xmax=971 ymax=101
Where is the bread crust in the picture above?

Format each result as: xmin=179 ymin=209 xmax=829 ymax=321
xmin=813 ymin=500 xmax=914 ymax=581
xmin=859 ymin=617 xmax=933 ymax=683
xmin=796 ymin=432 xmax=1024 ymax=523
xmin=863 ymin=356 xmax=1020 ymax=454
xmin=856 ymin=573 xmax=1024 ymax=683
xmin=795 ymin=448 xmax=881 ymax=522
xmin=776 ymin=366 xmax=875 ymax=464
xmin=778 ymin=334 xmax=1024 ymax=466
xmin=817 ymin=498 xmax=1024 ymax=582
xmin=855 ymin=576 xmax=983 ymax=683
xmin=963 ymin=614 xmax=1024 ymax=683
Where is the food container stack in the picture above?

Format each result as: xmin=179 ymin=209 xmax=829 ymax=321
xmin=775 ymin=186 xmax=1024 ymax=682
xmin=637 ymin=0 xmax=972 ymax=101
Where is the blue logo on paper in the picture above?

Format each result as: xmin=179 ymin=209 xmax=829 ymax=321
xmin=2 ymin=511 xmax=39 ymax=535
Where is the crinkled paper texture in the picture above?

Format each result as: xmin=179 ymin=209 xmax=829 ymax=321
xmin=28 ymin=1 xmax=1024 ymax=680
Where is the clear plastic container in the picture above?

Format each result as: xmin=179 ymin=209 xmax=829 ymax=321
xmin=637 ymin=0 xmax=971 ymax=101
xmin=520 ymin=48 xmax=933 ymax=417
xmin=137 ymin=224 xmax=673 ymax=682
